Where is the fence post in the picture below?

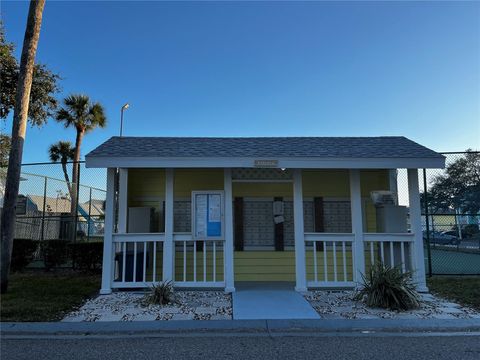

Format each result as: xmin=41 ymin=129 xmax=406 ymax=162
xmin=40 ymin=176 xmax=47 ymax=241
xmin=87 ymin=187 xmax=92 ymax=242
xmin=422 ymin=169 xmax=432 ymax=277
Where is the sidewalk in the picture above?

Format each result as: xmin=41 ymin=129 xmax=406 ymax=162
xmin=2 ymin=318 xmax=480 ymax=337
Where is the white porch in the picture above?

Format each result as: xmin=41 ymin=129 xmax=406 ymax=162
xmin=99 ymin=167 xmax=427 ymax=294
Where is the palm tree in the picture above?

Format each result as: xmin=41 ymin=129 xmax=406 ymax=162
xmin=1 ymin=0 xmax=46 ymax=293
xmin=55 ymin=94 xmax=106 ymax=213
xmin=48 ymin=141 xmax=75 ymax=200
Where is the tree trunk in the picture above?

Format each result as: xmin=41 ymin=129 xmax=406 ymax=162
xmin=0 ymin=0 xmax=46 ymax=294
xmin=61 ymin=160 xmax=73 ymax=200
xmin=70 ymin=129 xmax=83 ymax=215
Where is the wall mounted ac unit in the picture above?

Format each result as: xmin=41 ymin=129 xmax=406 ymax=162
xmin=370 ymin=191 xmax=397 ymax=206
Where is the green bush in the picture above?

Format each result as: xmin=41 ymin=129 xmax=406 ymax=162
xmin=143 ymin=281 xmax=175 ymax=305
xmin=11 ymin=239 xmax=39 ymax=271
xmin=42 ymin=240 xmax=70 ymax=270
xmin=354 ymin=263 xmax=421 ymax=311
xmin=69 ymin=242 xmax=103 ymax=271
xmin=463 ymin=224 xmax=479 ymax=238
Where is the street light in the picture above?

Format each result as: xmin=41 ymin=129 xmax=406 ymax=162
xmin=120 ymin=103 xmax=129 ymax=137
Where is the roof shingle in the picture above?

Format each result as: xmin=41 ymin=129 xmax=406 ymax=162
xmin=86 ymin=136 xmax=443 ymax=159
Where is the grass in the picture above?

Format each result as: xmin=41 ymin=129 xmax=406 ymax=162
xmin=427 ymin=276 xmax=480 ymax=311
xmin=0 ymin=270 xmax=101 ymax=322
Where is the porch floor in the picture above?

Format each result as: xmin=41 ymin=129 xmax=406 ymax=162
xmin=232 ymin=282 xmax=320 ymax=320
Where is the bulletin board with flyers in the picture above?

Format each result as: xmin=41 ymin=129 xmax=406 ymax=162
xmin=191 ymin=191 xmax=224 ymax=240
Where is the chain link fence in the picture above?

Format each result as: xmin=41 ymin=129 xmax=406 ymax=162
xmin=2 ymin=152 xmax=478 ymax=274
xmin=0 ymin=161 xmax=106 ymax=269
xmin=397 ymin=151 xmax=480 ymax=276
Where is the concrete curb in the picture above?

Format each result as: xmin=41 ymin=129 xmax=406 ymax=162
xmin=2 ymin=318 xmax=480 ymax=336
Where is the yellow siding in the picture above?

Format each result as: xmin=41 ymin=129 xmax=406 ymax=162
xmin=128 ymin=168 xmax=166 ymax=206
xmin=174 ymin=169 xmax=224 ymax=197
xmin=360 ymin=170 xmax=390 ymax=196
xmin=302 ymin=170 xmax=350 ymax=197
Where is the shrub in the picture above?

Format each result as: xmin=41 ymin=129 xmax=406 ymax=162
xmin=42 ymin=240 xmax=70 ymax=270
xmin=11 ymin=239 xmax=39 ymax=271
xmin=354 ymin=263 xmax=421 ymax=311
xmin=69 ymin=242 xmax=103 ymax=271
xmin=143 ymin=281 xmax=175 ymax=305
xmin=463 ymin=224 xmax=479 ymax=238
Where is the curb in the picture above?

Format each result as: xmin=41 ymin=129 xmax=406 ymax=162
xmin=2 ymin=318 xmax=480 ymax=336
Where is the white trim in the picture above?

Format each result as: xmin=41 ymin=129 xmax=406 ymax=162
xmin=163 ymin=169 xmax=174 ymax=282
xmin=224 ymin=168 xmax=235 ymax=293
xmin=293 ymin=169 xmax=307 ymax=292
xmin=307 ymin=281 xmax=356 ymax=288
xmin=100 ymin=168 xmax=115 ymax=295
xmin=363 ymin=233 xmax=414 ymax=242
xmin=304 ymin=233 xmax=355 ymax=241
xmin=232 ymin=179 xmax=293 ymax=183
xmin=350 ymin=170 xmax=365 ymax=287
xmin=86 ymin=156 xmax=445 ymax=170
xmin=408 ymin=168 xmax=428 ymax=292
xmin=118 ymin=168 xmax=128 ymax=233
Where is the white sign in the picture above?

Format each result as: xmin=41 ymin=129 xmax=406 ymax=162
xmin=254 ymin=159 xmax=278 ymax=168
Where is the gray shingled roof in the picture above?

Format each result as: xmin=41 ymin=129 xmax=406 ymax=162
xmin=86 ymin=136 xmax=443 ymax=159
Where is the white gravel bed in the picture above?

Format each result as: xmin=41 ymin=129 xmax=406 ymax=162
xmin=63 ymin=291 xmax=232 ymax=322
xmin=304 ymin=290 xmax=480 ymax=320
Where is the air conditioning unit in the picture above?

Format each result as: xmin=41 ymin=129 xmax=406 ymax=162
xmin=370 ymin=191 xmax=396 ymax=206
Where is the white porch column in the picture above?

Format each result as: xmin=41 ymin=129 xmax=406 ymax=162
xmin=163 ymin=168 xmax=174 ymax=282
xmin=118 ymin=168 xmax=128 ymax=233
xmin=100 ymin=168 xmax=116 ymax=294
xmin=293 ymin=169 xmax=307 ymax=292
xmin=350 ymin=169 xmax=365 ymax=286
xmin=224 ymin=168 xmax=235 ymax=293
xmin=408 ymin=168 xmax=428 ymax=292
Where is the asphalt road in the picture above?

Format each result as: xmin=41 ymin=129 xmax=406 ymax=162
xmin=2 ymin=332 xmax=480 ymax=360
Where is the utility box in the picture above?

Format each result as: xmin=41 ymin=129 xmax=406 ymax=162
xmin=128 ymin=207 xmax=155 ymax=233
xmin=376 ymin=205 xmax=408 ymax=233
xmin=375 ymin=204 xmax=410 ymax=270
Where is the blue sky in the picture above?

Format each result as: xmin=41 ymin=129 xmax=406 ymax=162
xmin=2 ymin=1 xmax=479 ymax=165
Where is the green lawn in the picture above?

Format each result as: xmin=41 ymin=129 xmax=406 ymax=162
xmin=0 ymin=271 xmax=101 ymax=322
xmin=427 ymin=276 xmax=480 ymax=311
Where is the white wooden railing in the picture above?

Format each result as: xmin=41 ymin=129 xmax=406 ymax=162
xmin=112 ymin=233 xmax=165 ymax=288
xmin=363 ymin=233 xmax=414 ymax=273
xmin=304 ymin=233 xmax=356 ymax=288
xmin=174 ymin=233 xmax=225 ymax=288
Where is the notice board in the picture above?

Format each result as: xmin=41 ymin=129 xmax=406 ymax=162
xmin=192 ymin=191 xmax=224 ymax=240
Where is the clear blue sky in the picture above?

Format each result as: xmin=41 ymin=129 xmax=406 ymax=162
xmin=3 ymin=1 xmax=479 ymax=164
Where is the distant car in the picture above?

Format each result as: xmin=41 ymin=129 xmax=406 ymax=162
xmin=423 ymin=231 xmax=459 ymax=245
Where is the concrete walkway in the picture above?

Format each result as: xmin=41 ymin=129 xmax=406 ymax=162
xmin=232 ymin=283 xmax=320 ymax=320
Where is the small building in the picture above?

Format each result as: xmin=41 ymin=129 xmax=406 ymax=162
xmin=85 ymin=136 xmax=445 ymax=294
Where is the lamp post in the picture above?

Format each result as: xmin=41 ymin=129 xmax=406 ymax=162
xmin=120 ymin=103 xmax=129 ymax=137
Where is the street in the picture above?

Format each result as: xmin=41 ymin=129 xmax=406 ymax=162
xmin=2 ymin=331 xmax=480 ymax=360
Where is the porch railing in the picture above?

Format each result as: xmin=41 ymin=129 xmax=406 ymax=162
xmin=304 ymin=233 xmax=356 ymax=288
xmin=112 ymin=233 xmax=165 ymax=288
xmin=174 ymin=233 xmax=225 ymax=288
xmin=363 ymin=233 xmax=414 ymax=273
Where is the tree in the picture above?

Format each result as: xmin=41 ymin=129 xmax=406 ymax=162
xmin=0 ymin=134 xmax=11 ymax=165
xmin=48 ymin=141 xmax=75 ymax=199
xmin=0 ymin=23 xmax=60 ymax=126
xmin=55 ymin=94 xmax=106 ymax=213
xmin=424 ymin=150 xmax=480 ymax=215
xmin=1 ymin=0 xmax=46 ymax=294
